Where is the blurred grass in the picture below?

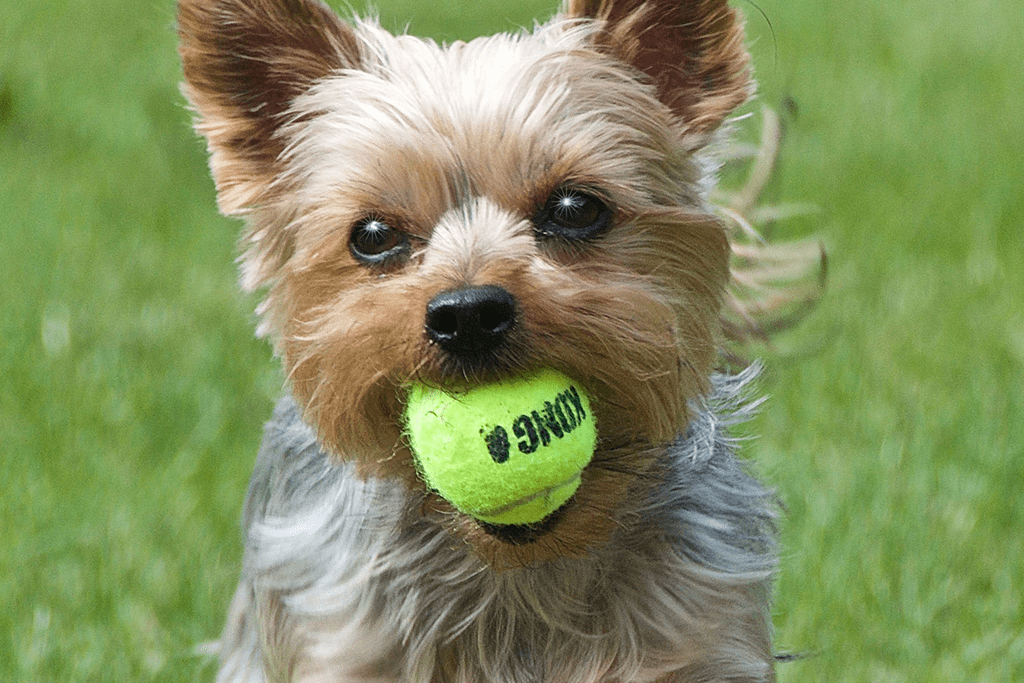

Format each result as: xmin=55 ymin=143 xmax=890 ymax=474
xmin=1 ymin=0 xmax=1021 ymax=681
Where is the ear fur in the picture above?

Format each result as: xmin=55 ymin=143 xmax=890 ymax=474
xmin=561 ymin=0 xmax=752 ymax=136
xmin=177 ymin=0 xmax=361 ymax=215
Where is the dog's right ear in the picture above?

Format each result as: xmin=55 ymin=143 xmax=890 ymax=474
xmin=178 ymin=0 xmax=360 ymax=215
xmin=561 ymin=0 xmax=751 ymax=139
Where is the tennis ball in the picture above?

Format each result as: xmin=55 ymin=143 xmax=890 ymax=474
xmin=404 ymin=369 xmax=596 ymax=525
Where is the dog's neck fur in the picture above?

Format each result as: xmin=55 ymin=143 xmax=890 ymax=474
xmin=217 ymin=367 xmax=775 ymax=683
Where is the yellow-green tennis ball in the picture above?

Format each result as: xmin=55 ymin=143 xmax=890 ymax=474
xmin=404 ymin=369 xmax=596 ymax=525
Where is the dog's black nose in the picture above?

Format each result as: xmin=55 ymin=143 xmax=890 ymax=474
xmin=425 ymin=285 xmax=516 ymax=354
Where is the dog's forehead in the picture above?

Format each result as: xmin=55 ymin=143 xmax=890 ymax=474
xmin=284 ymin=22 xmax=679 ymax=220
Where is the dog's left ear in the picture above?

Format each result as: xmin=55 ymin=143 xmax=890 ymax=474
xmin=562 ymin=0 xmax=751 ymax=136
xmin=178 ymin=0 xmax=362 ymax=216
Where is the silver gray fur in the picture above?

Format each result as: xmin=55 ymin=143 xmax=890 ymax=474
xmin=215 ymin=365 xmax=777 ymax=683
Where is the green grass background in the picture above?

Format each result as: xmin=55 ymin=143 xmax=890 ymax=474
xmin=2 ymin=0 xmax=1021 ymax=680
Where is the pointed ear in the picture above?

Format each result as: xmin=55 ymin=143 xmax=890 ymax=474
xmin=177 ymin=0 xmax=361 ymax=214
xmin=562 ymin=0 xmax=752 ymax=136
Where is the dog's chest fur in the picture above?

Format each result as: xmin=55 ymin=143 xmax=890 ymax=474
xmin=217 ymin=371 xmax=774 ymax=683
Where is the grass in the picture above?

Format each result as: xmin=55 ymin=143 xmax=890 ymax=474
xmin=1 ymin=0 xmax=1021 ymax=680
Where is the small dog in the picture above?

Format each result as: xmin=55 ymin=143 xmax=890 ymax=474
xmin=179 ymin=0 xmax=785 ymax=680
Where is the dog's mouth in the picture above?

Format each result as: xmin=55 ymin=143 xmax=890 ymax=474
xmin=476 ymin=499 xmax=571 ymax=544
xmin=421 ymin=436 xmax=657 ymax=568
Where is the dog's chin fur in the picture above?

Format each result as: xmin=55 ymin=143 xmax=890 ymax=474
xmin=179 ymin=0 xmax=782 ymax=680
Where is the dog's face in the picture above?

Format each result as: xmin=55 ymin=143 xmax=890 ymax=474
xmin=179 ymin=0 xmax=750 ymax=565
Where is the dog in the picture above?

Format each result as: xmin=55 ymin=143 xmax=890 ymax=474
xmin=179 ymin=0 xmax=786 ymax=680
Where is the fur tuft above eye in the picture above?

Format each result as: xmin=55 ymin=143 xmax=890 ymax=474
xmin=349 ymin=216 xmax=409 ymax=265
xmin=534 ymin=189 xmax=613 ymax=241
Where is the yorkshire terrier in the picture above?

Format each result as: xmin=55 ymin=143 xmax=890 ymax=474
xmin=179 ymin=0 xmax=790 ymax=680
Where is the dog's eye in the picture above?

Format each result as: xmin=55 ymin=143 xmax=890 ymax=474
xmin=349 ymin=216 xmax=408 ymax=265
xmin=535 ymin=189 xmax=612 ymax=240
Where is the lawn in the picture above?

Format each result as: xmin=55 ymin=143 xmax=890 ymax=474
xmin=1 ymin=0 xmax=1021 ymax=680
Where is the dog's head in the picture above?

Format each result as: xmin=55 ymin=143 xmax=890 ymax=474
xmin=179 ymin=0 xmax=751 ymax=565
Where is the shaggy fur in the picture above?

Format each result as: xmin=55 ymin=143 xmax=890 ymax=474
xmin=178 ymin=0 xmax=786 ymax=680
xmin=220 ymin=370 xmax=774 ymax=682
